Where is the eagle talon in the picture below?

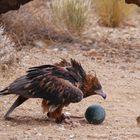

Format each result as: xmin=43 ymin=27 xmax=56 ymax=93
xmin=63 ymin=118 xmax=73 ymax=124
xmin=63 ymin=118 xmax=80 ymax=128
xmin=55 ymin=113 xmax=72 ymax=124
xmin=61 ymin=113 xmax=80 ymax=127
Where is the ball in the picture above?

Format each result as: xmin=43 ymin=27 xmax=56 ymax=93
xmin=85 ymin=104 xmax=106 ymax=124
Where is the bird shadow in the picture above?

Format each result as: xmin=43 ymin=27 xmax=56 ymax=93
xmin=3 ymin=115 xmax=88 ymax=127
xmin=4 ymin=115 xmax=55 ymax=126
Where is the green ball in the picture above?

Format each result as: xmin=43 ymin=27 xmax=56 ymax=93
xmin=85 ymin=104 xmax=106 ymax=124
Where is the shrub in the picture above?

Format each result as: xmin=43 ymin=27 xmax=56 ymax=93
xmin=94 ymin=0 xmax=136 ymax=27
xmin=49 ymin=0 xmax=91 ymax=36
xmin=1 ymin=0 xmax=51 ymax=46
xmin=0 ymin=26 xmax=17 ymax=70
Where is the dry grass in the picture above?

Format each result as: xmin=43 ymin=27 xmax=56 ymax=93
xmin=0 ymin=26 xmax=17 ymax=70
xmin=93 ymin=0 xmax=136 ymax=27
xmin=49 ymin=0 xmax=91 ymax=37
xmin=0 ymin=0 xmax=137 ymax=49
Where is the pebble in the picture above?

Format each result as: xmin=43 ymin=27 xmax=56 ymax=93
xmin=58 ymin=125 xmax=66 ymax=131
xmin=34 ymin=40 xmax=47 ymax=48
xmin=69 ymin=134 xmax=75 ymax=139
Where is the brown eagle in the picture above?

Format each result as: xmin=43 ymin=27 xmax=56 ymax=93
xmin=0 ymin=59 xmax=106 ymax=123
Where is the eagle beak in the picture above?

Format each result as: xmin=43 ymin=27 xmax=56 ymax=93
xmin=94 ymin=89 xmax=107 ymax=99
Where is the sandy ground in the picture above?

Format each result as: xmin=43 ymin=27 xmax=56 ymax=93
xmin=0 ymin=44 xmax=139 ymax=140
xmin=0 ymin=2 xmax=140 ymax=139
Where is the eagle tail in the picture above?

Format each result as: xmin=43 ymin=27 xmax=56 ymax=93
xmin=0 ymin=88 xmax=9 ymax=97
xmin=4 ymin=96 xmax=28 ymax=119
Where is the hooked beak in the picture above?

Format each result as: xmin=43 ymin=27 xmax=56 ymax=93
xmin=94 ymin=89 xmax=107 ymax=99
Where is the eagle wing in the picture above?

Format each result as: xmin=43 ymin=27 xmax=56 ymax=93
xmin=7 ymin=69 xmax=83 ymax=105
xmin=28 ymin=58 xmax=86 ymax=83
xmin=27 ymin=64 xmax=79 ymax=84
xmin=55 ymin=58 xmax=86 ymax=81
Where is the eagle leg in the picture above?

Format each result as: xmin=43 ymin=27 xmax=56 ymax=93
xmin=47 ymin=106 xmax=63 ymax=123
xmin=41 ymin=100 xmax=73 ymax=124
xmin=41 ymin=99 xmax=49 ymax=113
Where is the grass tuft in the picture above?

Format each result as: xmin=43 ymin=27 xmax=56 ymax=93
xmin=49 ymin=0 xmax=91 ymax=36
xmin=94 ymin=0 xmax=136 ymax=27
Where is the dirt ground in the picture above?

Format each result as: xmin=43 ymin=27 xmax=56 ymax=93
xmin=0 ymin=2 xmax=140 ymax=140
xmin=0 ymin=43 xmax=139 ymax=140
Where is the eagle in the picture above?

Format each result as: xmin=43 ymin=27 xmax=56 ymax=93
xmin=0 ymin=59 xmax=106 ymax=123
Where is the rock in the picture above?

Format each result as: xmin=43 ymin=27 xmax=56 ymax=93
xmin=34 ymin=40 xmax=47 ymax=48
xmin=0 ymin=0 xmax=33 ymax=14
xmin=69 ymin=134 xmax=75 ymax=139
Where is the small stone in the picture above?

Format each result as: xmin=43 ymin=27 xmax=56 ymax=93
xmin=36 ymin=133 xmax=42 ymax=136
xmin=34 ymin=40 xmax=47 ymax=48
xmin=58 ymin=125 xmax=66 ymax=131
xmin=53 ymin=48 xmax=59 ymax=51
xmin=69 ymin=134 xmax=75 ymax=139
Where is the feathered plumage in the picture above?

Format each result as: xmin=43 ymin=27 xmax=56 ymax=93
xmin=0 ymin=59 xmax=106 ymax=123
